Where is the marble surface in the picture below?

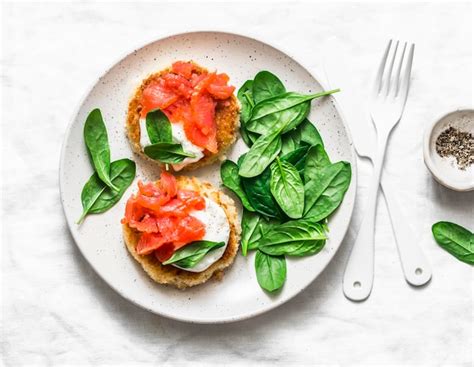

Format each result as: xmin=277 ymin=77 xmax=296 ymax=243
xmin=1 ymin=1 xmax=472 ymax=365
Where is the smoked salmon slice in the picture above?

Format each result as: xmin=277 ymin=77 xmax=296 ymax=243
xmin=122 ymin=172 xmax=207 ymax=261
xmin=139 ymin=61 xmax=235 ymax=153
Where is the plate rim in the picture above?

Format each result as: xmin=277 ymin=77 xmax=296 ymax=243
xmin=59 ymin=30 xmax=357 ymax=324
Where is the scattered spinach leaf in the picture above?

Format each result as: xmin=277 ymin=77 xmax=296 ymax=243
xmin=255 ymin=250 xmax=286 ymax=292
xmin=220 ymin=160 xmax=255 ymax=212
xmin=299 ymin=118 xmax=324 ymax=147
xmin=237 ymin=79 xmax=254 ymax=124
xmin=280 ymin=129 xmax=302 ymax=156
xmin=242 ymin=168 xmax=282 ymax=219
xmin=145 ymin=109 xmax=172 ymax=144
xmin=258 ymin=220 xmax=327 ymax=257
xmin=144 ymin=143 xmax=196 ymax=164
xmin=270 ymin=158 xmax=304 ymax=219
xmin=303 ymin=144 xmax=331 ymax=184
xmin=252 ymin=71 xmax=286 ymax=104
xmin=432 ymin=222 xmax=474 ymax=265
xmin=303 ymin=161 xmax=351 ymax=221
xmin=241 ymin=210 xmax=262 ymax=256
xmin=280 ymin=145 xmax=311 ymax=176
xmin=77 ymin=158 xmax=136 ymax=223
xmin=83 ymin=108 xmax=117 ymax=191
xmin=162 ymin=241 xmax=225 ymax=268
xmin=238 ymin=129 xmax=282 ymax=178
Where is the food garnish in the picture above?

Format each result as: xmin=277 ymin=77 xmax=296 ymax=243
xmin=432 ymin=221 xmax=474 ymax=265
xmin=221 ymin=70 xmax=351 ymax=292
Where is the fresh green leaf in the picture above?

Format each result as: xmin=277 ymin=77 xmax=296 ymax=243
xmin=280 ymin=145 xmax=311 ymax=176
xmin=255 ymin=250 xmax=286 ymax=292
xmin=432 ymin=222 xmax=474 ymax=265
xmin=258 ymin=220 xmax=327 ymax=256
xmin=238 ymin=129 xmax=282 ymax=178
xmin=252 ymin=71 xmax=286 ymax=104
xmin=144 ymin=143 xmax=196 ymax=164
xmin=220 ymin=160 xmax=255 ymax=212
xmin=299 ymin=118 xmax=324 ymax=147
xmin=303 ymin=161 xmax=351 ymax=221
xmin=280 ymin=129 xmax=302 ymax=156
xmin=240 ymin=126 xmax=259 ymax=148
xmin=241 ymin=210 xmax=262 ymax=256
xmin=162 ymin=241 xmax=225 ymax=268
xmin=242 ymin=168 xmax=282 ymax=219
xmin=246 ymin=101 xmax=310 ymax=135
xmin=145 ymin=109 xmax=172 ymax=144
xmin=237 ymin=80 xmax=254 ymax=124
xmin=270 ymin=158 xmax=304 ymax=219
xmin=83 ymin=108 xmax=117 ymax=191
xmin=77 ymin=158 xmax=136 ymax=223
xmin=303 ymin=144 xmax=331 ymax=184
xmin=250 ymin=90 xmax=340 ymax=121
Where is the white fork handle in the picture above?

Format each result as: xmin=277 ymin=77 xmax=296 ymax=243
xmin=381 ymin=179 xmax=432 ymax=286
xmin=343 ymin=133 xmax=388 ymax=301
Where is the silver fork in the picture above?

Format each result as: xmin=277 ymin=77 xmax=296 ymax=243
xmin=343 ymin=40 xmax=415 ymax=301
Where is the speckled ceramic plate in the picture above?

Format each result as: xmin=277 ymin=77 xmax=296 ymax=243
xmin=59 ymin=31 xmax=356 ymax=323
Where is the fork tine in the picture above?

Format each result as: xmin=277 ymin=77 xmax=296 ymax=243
xmin=393 ymin=42 xmax=407 ymax=96
xmin=398 ymin=44 xmax=415 ymax=104
xmin=382 ymin=40 xmax=399 ymax=96
xmin=373 ymin=40 xmax=392 ymax=96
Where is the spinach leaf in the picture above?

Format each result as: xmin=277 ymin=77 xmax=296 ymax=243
xmin=303 ymin=144 xmax=331 ymax=184
xmin=270 ymin=158 xmax=304 ymax=219
xmin=432 ymin=222 xmax=474 ymax=265
xmin=238 ymin=129 xmax=282 ymax=178
xmin=77 ymin=158 xmax=136 ymax=223
xmin=145 ymin=109 xmax=172 ymax=144
xmin=241 ymin=210 xmax=262 ymax=256
xmin=252 ymin=71 xmax=286 ymax=104
xmin=280 ymin=145 xmax=311 ymax=176
xmin=242 ymin=168 xmax=282 ymax=219
xmin=237 ymin=79 xmax=254 ymax=124
xmin=144 ymin=143 xmax=195 ymax=164
xmin=220 ymin=160 xmax=255 ymax=212
xmin=250 ymin=89 xmax=339 ymax=122
xmin=299 ymin=118 xmax=324 ymax=147
xmin=280 ymin=128 xmax=302 ymax=156
xmin=255 ymin=250 xmax=286 ymax=292
xmin=246 ymin=101 xmax=310 ymax=135
xmin=258 ymin=220 xmax=327 ymax=257
xmin=162 ymin=241 xmax=225 ymax=268
xmin=303 ymin=161 xmax=351 ymax=221
xmin=83 ymin=108 xmax=117 ymax=191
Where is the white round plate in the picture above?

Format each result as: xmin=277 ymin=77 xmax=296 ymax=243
xmin=60 ymin=31 xmax=356 ymax=323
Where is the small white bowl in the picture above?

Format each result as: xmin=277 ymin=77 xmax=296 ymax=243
xmin=423 ymin=108 xmax=474 ymax=191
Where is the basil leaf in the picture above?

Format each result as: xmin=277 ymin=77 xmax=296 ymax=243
xmin=220 ymin=160 xmax=255 ymax=212
xmin=162 ymin=241 xmax=225 ymax=268
xmin=270 ymin=158 xmax=304 ymax=219
xmin=242 ymin=168 xmax=282 ymax=219
xmin=146 ymin=109 xmax=172 ymax=144
xmin=252 ymin=71 xmax=286 ymax=104
xmin=77 ymin=158 xmax=136 ymax=223
xmin=303 ymin=144 xmax=331 ymax=184
xmin=250 ymin=90 xmax=340 ymax=122
xmin=83 ymin=108 xmax=117 ymax=191
xmin=238 ymin=129 xmax=282 ymax=178
xmin=237 ymin=80 xmax=254 ymax=124
xmin=255 ymin=250 xmax=286 ymax=292
xmin=303 ymin=161 xmax=351 ymax=221
xmin=144 ymin=143 xmax=196 ymax=164
xmin=432 ymin=222 xmax=474 ymax=265
xmin=280 ymin=145 xmax=311 ymax=176
xmin=246 ymin=101 xmax=310 ymax=135
xmin=299 ymin=118 xmax=324 ymax=147
xmin=258 ymin=220 xmax=327 ymax=256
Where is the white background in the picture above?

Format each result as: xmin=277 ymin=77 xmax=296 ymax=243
xmin=1 ymin=1 xmax=473 ymax=365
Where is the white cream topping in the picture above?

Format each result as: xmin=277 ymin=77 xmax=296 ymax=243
xmin=172 ymin=198 xmax=230 ymax=273
xmin=139 ymin=118 xmax=204 ymax=171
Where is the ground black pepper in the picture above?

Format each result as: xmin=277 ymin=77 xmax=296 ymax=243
xmin=435 ymin=126 xmax=473 ymax=170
